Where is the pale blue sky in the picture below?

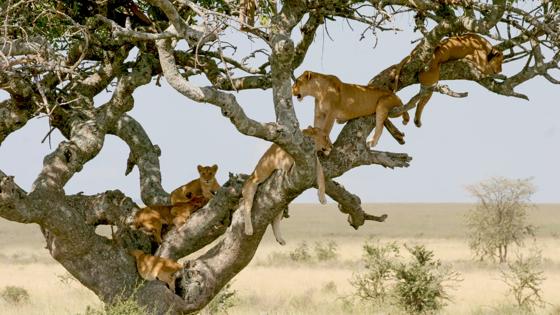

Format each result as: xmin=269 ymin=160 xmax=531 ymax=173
xmin=1 ymin=17 xmax=559 ymax=203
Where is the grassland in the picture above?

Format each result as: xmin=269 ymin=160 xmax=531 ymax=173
xmin=1 ymin=203 xmax=559 ymax=314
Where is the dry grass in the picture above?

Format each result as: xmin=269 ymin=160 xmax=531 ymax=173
xmin=1 ymin=203 xmax=559 ymax=314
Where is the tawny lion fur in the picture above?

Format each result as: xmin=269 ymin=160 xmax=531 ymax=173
xmin=292 ymin=71 xmax=410 ymax=148
xmin=170 ymin=195 xmax=209 ymax=227
xmin=401 ymin=33 xmax=503 ymax=127
xmin=132 ymin=205 xmax=174 ymax=244
xmin=238 ymin=127 xmax=332 ymax=244
xmin=129 ymin=250 xmax=182 ymax=293
xmin=170 ymin=164 xmax=220 ymax=204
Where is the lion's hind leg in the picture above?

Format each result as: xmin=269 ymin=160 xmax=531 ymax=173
xmin=367 ymin=102 xmax=390 ymax=148
xmin=271 ymin=210 xmax=286 ymax=245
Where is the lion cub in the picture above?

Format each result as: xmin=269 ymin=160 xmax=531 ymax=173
xmin=129 ymin=250 xmax=183 ymax=293
xmin=170 ymin=195 xmax=209 ymax=227
xmin=132 ymin=205 xmax=174 ymax=244
xmin=414 ymin=33 xmax=503 ymax=127
xmin=292 ymin=71 xmax=410 ymax=148
xmin=239 ymin=127 xmax=332 ymax=244
xmin=171 ymin=165 xmax=220 ymax=204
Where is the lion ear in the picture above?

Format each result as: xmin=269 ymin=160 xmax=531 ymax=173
xmin=302 ymin=127 xmax=316 ymax=136
xmin=211 ymin=164 xmax=218 ymax=172
xmin=197 ymin=165 xmax=203 ymax=172
xmin=304 ymin=71 xmax=312 ymax=80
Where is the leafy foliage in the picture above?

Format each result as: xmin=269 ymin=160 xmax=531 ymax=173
xmin=202 ymin=283 xmax=238 ymax=315
xmin=289 ymin=241 xmax=313 ymax=262
xmin=313 ymin=240 xmax=339 ymax=261
xmin=501 ymin=249 xmax=546 ymax=312
xmin=0 ymin=286 xmax=30 ymax=305
xmin=465 ymin=177 xmax=536 ymax=263
xmin=350 ymin=240 xmax=399 ymax=303
xmin=393 ymin=245 xmax=461 ymax=314
xmin=351 ymin=242 xmax=460 ymax=314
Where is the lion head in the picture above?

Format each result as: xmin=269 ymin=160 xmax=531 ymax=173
xmin=302 ymin=126 xmax=333 ymax=156
xmin=291 ymin=71 xmax=316 ymax=101
xmin=197 ymin=164 xmax=218 ymax=185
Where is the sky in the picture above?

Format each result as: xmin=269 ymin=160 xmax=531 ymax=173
xmin=0 ymin=15 xmax=559 ymax=204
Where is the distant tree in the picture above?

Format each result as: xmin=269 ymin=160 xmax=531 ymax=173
xmin=465 ymin=177 xmax=536 ymax=263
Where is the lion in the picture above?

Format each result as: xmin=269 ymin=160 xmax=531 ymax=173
xmin=292 ymin=71 xmax=410 ymax=148
xmin=239 ymin=127 xmax=332 ymax=243
xmin=412 ymin=33 xmax=503 ymax=127
xmin=129 ymin=250 xmax=183 ymax=293
xmin=170 ymin=165 xmax=220 ymax=205
xmin=131 ymin=205 xmax=174 ymax=244
xmin=170 ymin=195 xmax=209 ymax=228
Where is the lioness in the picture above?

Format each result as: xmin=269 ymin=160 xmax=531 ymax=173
xmin=239 ymin=127 xmax=332 ymax=244
xmin=292 ymin=71 xmax=410 ymax=148
xmin=170 ymin=195 xmax=209 ymax=227
xmin=131 ymin=205 xmax=174 ymax=244
xmin=170 ymin=165 xmax=220 ymax=205
xmin=129 ymin=250 xmax=183 ymax=293
xmin=413 ymin=33 xmax=503 ymax=127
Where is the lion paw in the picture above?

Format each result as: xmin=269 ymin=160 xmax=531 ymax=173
xmin=244 ymin=223 xmax=253 ymax=236
xmin=366 ymin=139 xmax=378 ymax=148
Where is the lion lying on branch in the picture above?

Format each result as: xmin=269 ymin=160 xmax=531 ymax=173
xmin=394 ymin=33 xmax=503 ymax=127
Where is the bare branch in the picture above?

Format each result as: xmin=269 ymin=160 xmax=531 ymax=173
xmin=325 ymin=179 xmax=387 ymax=229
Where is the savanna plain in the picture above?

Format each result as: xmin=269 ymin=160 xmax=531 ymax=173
xmin=1 ymin=203 xmax=559 ymax=315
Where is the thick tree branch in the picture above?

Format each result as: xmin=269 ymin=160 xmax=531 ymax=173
xmin=156 ymin=36 xmax=292 ymax=146
xmin=325 ymin=179 xmax=387 ymax=230
xmin=109 ymin=115 xmax=168 ymax=205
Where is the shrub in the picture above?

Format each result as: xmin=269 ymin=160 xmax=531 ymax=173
xmin=321 ymin=281 xmax=338 ymax=294
xmin=104 ymin=297 xmax=149 ymax=315
xmin=289 ymin=241 xmax=312 ymax=262
xmin=350 ymin=241 xmax=399 ymax=303
xmin=351 ymin=242 xmax=460 ymax=314
xmin=393 ymin=245 xmax=461 ymax=314
xmin=1 ymin=286 xmax=30 ymax=305
xmin=313 ymin=240 xmax=338 ymax=261
xmin=501 ymin=249 xmax=546 ymax=312
xmin=202 ymin=283 xmax=238 ymax=315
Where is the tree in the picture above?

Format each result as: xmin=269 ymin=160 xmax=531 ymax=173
xmin=466 ymin=177 xmax=536 ymax=263
xmin=0 ymin=0 xmax=558 ymax=313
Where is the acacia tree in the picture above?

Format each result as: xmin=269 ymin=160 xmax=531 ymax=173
xmin=466 ymin=177 xmax=536 ymax=263
xmin=0 ymin=0 xmax=559 ymax=313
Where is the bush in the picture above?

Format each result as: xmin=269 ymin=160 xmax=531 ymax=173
xmin=501 ymin=249 xmax=546 ymax=312
xmin=351 ymin=242 xmax=460 ymax=314
xmin=202 ymin=283 xmax=238 ymax=315
xmin=350 ymin=241 xmax=399 ymax=303
xmin=393 ymin=245 xmax=461 ymax=314
xmin=289 ymin=241 xmax=312 ymax=262
xmin=79 ymin=295 xmax=150 ymax=315
xmin=314 ymin=240 xmax=338 ymax=261
xmin=1 ymin=286 xmax=30 ymax=305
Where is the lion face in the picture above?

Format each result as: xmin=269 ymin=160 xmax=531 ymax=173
xmin=197 ymin=164 xmax=218 ymax=184
xmin=302 ymin=127 xmax=333 ymax=156
xmin=292 ymin=71 xmax=315 ymax=101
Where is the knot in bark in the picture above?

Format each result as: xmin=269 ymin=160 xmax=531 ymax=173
xmin=271 ymin=34 xmax=294 ymax=62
